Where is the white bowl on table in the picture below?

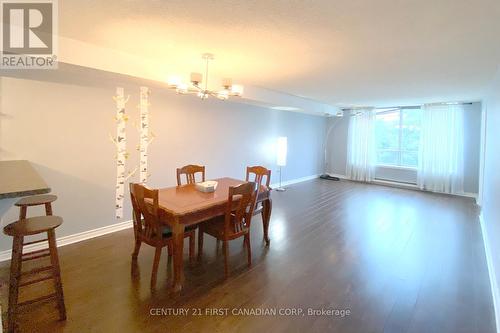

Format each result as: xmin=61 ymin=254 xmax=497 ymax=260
xmin=195 ymin=180 xmax=218 ymax=193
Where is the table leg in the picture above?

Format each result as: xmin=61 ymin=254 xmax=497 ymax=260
xmin=262 ymin=198 xmax=272 ymax=246
xmin=172 ymin=221 xmax=185 ymax=292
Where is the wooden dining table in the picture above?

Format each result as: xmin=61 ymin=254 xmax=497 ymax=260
xmin=157 ymin=177 xmax=272 ymax=291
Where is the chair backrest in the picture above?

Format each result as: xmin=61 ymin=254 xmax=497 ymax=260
xmin=224 ymin=182 xmax=258 ymax=237
xmin=129 ymin=183 xmax=142 ymax=237
xmin=176 ymin=164 xmax=206 ymax=186
xmin=246 ymin=166 xmax=271 ymax=190
xmin=129 ymin=183 xmax=161 ymax=240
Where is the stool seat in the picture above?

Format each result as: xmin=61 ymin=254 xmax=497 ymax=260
xmin=3 ymin=216 xmax=63 ymax=236
xmin=15 ymin=194 xmax=57 ymax=207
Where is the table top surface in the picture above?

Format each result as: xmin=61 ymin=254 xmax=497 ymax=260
xmin=0 ymin=160 xmax=50 ymax=199
xmin=157 ymin=177 xmax=268 ymax=216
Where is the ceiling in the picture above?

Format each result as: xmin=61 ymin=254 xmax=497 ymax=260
xmin=59 ymin=0 xmax=500 ymax=107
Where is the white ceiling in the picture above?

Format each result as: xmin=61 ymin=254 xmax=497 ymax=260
xmin=59 ymin=0 xmax=500 ymax=107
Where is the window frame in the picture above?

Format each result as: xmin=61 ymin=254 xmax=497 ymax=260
xmin=375 ymin=107 xmax=420 ymax=169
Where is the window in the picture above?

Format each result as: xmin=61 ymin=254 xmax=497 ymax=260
xmin=375 ymin=108 xmax=421 ymax=168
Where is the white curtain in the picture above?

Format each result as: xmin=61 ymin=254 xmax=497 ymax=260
xmin=346 ymin=109 xmax=376 ymax=182
xmin=418 ymin=104 xmax=464 ymax=194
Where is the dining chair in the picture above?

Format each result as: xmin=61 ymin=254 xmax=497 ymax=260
xmin=176 ymin=164 xmax=205 ymax=186
xmin=129 ymin=183 xmax=196 ymax=288
xmin=197 ymin=182 xmax=258 ymax=278
xmin=245 ymin=166 xmax=271 ymax=216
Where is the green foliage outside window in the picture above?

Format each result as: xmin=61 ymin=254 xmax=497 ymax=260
xmin=375 ymin=108 xmax=421 ymax=167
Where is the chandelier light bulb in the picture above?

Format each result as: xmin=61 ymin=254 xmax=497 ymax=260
xmin=217 ymin=89 xmax=229 ymax=100
xmin=176 ymin=82 xmax=188 ymax=94
xmin=197 ymin=91 xmax=209 ymax=99
xmin=167 ymin=76 xmax=181 ymax=88
xmin=231 ymin=84 xmax=244 ymax=97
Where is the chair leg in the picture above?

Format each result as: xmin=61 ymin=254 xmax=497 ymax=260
xmin=245 ymin=233 xmax=252 ymax=268
xmin=19 ymin=206 xmax=27 ymax=220
xmin=8 ymin=235 xmax=23 ymax=333
xmin=167 ymin=242 xmax=173 ymax=257
xmin=197 ymin=230 xmax=204 ymax=261
xmin=45 ymin=202 xmax=53 ymax=216
xmin=151 ymin=247 xmax=162 ymax=289
xmin=132 ymin=239 xmax=142 ymax=259
xmin=47 ymin=230 xmax=66 ymax=321
xmin=189 ymin=232 xmax=195 ymax=261
xmin=223 ymin=240 xmax=229 ymax=279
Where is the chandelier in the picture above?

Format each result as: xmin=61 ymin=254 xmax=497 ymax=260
xmin=167 ymin=53 xmax=243 ymax=100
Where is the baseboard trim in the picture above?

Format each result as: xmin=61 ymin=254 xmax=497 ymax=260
xmin=373 ymin=179 xmax=418 ymax=190
xmin=334 ymin=175 xmax=478 ymax=201
xmin=480 ymin=213 xmax=500 ymax=333
xmin=374 ymin=179 xmax=478 ymax=200
xmin=0 ymin=220 xmax=133 ymax=262
xmin=270 ymin=174 xmax=320 ymax=189
xmin=462 ymin=192 xmax=479 ymax=200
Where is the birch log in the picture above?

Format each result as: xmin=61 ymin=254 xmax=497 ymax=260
xmin=139 ymin=86 xmax=150 ymax=184
xmin=114 ymin=87 xmax=127 ymax=219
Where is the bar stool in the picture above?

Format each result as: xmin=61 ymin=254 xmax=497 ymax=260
xmin=3 ymin=216 xmax=66 ymax=333
xmin=14 ymin=194 xmax=57 ymax=220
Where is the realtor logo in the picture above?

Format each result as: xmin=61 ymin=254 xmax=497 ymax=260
xmin=1 ymin=0 xmax=58 ymax=69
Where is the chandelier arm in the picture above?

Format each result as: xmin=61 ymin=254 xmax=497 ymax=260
xmin=190 ymin=84 xmax=203 ymax=92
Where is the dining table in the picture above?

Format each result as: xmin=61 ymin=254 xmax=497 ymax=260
xmin=156 ymin=177 xmax=272 ymax=291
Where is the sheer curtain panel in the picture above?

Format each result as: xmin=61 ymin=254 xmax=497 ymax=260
xmin=417 ymin=104 xmax=464 ymax=194
xmin=346 ymin=109 xmax=376 ymax=182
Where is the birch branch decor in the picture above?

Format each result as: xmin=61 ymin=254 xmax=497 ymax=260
xmin=110 ymin=87 xmax=153 ymax=218
xmin=111 ymin=87 xmax=135 ymax=219
xmin=138 ymin=86 xmax=154 ymax=184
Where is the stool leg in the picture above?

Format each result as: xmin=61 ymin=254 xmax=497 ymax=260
xmin=8 ymin=235 xmax=23 ymax=333
xmin=18 ymin=206 xmax=27 ymax=220
xmin=45 ymin=203 xmax=53 ymax=216
xmin=47 ymin=230 xmax=66 ymax=320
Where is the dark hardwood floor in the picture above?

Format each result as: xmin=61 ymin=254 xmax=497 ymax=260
xmin=0 ymin=179 xmax=495 ymax=332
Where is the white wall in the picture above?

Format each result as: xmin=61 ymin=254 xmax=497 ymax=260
xmin=326 ymin=103 xmax=482 ymax=194
xmin=0 ymin=76 xmax=326 ymax=251
xmin=481 ymin=70 xmax=500 ymax=326
xmin=325 ymin=116 xmax=349 ymax=176
xmin=462 ymin=103 xmax=483 ymax=193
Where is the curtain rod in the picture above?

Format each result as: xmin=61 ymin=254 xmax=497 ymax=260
xmin=420 ymin=102 xmax=474 ymax=107
xmin=341 ymin=101 xmax=475 ymax=112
